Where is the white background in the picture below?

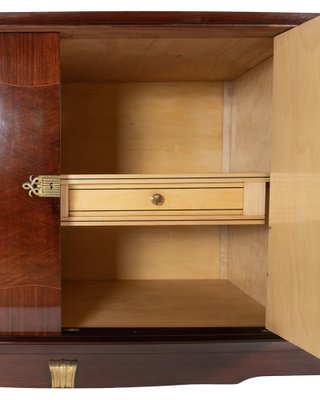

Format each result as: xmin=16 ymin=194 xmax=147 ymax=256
xmin=1 ymin=1 xmax=320 ymax=399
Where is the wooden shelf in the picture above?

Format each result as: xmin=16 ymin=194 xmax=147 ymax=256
xmin=62 ymin=279 xmax=265 ymax=328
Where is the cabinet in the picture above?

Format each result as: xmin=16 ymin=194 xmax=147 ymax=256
xmin=1 ymin=11 xmax=320 ymax=388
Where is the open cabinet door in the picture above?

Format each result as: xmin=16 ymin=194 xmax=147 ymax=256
xmin=0 ymin=34 xmax=60 ymax=335
xmin=267 ymin=16 xmax=320 ymax=358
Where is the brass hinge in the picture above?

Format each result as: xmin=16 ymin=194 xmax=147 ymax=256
xmin=49 ymin=360 xmax=78 ymax=388
xmin=22 ymin=175 xmax=60 ymax=198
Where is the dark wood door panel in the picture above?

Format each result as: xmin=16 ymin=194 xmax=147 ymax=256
xmin=0 ymin=33 xmax=60 ymax=85
xmin=0 ymin=33 xmax=61 ymax=335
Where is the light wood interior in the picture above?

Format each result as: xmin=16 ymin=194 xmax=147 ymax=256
xmin=267 ymin=16 xmax=320 ymax=359
xmin=61 ymin=38 xmax=273 ymax=83
xmin=62 ymin=280 xmax=265 ymax=328
xmin=229 ymin=58 xmax=273 ymax=173
xmin=227 ymin=58 xmax=273 ymax=306
xmin=61 ymin=82 xmax=223 ymax=174
xmin=61 ymin=36 xmax=273 ymax=329
xmin=62 ymin=226 xmax=221 ymax=280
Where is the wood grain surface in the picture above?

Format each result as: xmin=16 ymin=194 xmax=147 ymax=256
xmin=0 ymin=12 xmax=317 ymax=39
xmin=0 ymin=335 xmax=318 ymax=387
xmin=267 ymin=15 xmax=320 ymax=359
xmin=61 ymin=38 xmax=273 ymax=82
xmin=62 ymin=226 xmax=221 ymax=280
xmin=62 ymin=280 xmax=265 ymax=328
xmin=0 ymin=33 xmax=61 ymax=335
xmin=227 ymin=59 xmax=273 ymax=306
xmin=0 ymin=335 xmax=319 ymax=387
xmin=0 ymin=11 xmax=317 ymax=25
xmin=61 ymin=82 xmax=223 ymax=175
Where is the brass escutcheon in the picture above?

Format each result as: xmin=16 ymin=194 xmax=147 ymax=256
xmin=22 ymin=175 xmax=60 ymax=198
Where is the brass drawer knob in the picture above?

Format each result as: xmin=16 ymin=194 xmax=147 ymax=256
xmin=151 ymin=193 xmax=164 ymax=206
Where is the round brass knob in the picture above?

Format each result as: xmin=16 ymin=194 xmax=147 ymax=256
xmin=151 ymin=193 xmax=164 ymax=206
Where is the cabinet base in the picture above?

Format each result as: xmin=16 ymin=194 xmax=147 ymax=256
xmin=0 ymin=329 xmax=319 ymax=388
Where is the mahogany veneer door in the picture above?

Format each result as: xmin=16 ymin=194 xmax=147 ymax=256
xmin=0 ymin=33 xmax=61 ymax=335
xmin=267 ymin=16 xmax=320 ymax=358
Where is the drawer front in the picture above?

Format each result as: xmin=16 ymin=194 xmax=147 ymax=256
xmin=0 ymin=339 xmax=319 ymax=388
xmin=69 ymin=186 xmax=244 ymax=214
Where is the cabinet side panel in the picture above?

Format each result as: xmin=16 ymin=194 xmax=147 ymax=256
xmin=229 ymin=57 xmax=272 ymax=173
xmin=267 ymin=16 xmax=320 ymax=359
xmin=0 ymin=33 xmax=61 ymax=335
xmin=227 ymin=58 xmax=273 ymax=306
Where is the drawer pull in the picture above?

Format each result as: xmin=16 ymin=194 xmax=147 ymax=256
xmin=151 ymin=193 xmax=164 ymax=206
xmin=49 ymin=360 xmax=78 ymax=388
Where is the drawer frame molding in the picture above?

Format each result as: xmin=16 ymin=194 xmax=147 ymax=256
xmin=60 ymin=173 xmax=269 ymax=226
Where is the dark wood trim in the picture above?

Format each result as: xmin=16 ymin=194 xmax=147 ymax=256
xmin=0 ymin=327 xmax=275 ymax=343
xmin=0 ymin=12 xmax=318 ymax=39
xmin=0 ymin=25 xmax=291 ymax=39
xmin=0 ymin=335 xmax=319 ymax=387
xmin=0 ymin=11 xmax=318 ymax=26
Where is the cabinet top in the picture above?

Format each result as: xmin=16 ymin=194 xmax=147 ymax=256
xmin=0 ymin=11 xmax=317 ymax=25
xmin=0 ymin=12 xmax=318 ymax=38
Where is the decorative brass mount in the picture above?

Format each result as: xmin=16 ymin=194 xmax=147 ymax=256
xmin=22 ymin=175 xmax=60 ymax=197
xmin=49 ymin=360 xmax=78 ymax=388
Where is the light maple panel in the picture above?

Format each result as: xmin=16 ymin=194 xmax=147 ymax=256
xmin=267 ymin=16 xmax=320 ymax=359
xmin=61 ymin=38 xmax=273 ymax=82
xmin=62 ymin=280 xmax=265 ymax=328
xmin=61 ymin=82 xmax=223 ymax=175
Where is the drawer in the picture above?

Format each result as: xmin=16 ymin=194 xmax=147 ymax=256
xmin=61 ymin=174 xmax=268 ymax=226
xmin=0 ymin=335 xmax=319 ymax=388
xmin=69 ymin=186 xmax=243 ymax=213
